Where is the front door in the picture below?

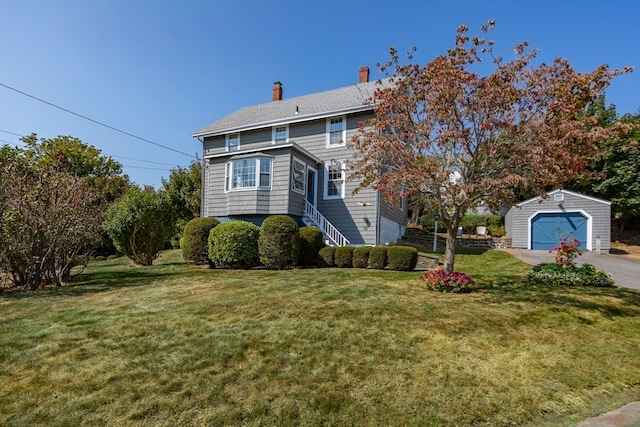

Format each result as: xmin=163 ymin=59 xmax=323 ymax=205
xmin=306 ymin=167 xmax=317 ymax=208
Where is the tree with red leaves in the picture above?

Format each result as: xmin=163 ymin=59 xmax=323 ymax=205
xmin=351 ymin=21 xmax=633 ymax=273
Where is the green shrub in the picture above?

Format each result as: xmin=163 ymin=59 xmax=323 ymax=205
xmin=182 ymin=217 xmax=220 ymax=265
xmin=387 ymin=245 xmax=418 ymax=271
xmin=419 ymin=215 xmax=436 ymax=232
xmin=353 ymin=246 xmax=372 ymax=268
xmin=319 ymin=246 xmax=336 ymax=267
xmin=335 ymin=246 xmax=354 ymax=268
xmin=369 ymin=246 xmax=388 ymax=269
xmin=460 ymin=214 xmax=502 ymax=233
xmin=488 ymin=226 xmax=506 ymax=237
xmin=259 ymin=215 xmax=301 ymax=269
xmin=299 ymin=226 xmax=324 ymax=267
xmin=526 ymin=263 xmax=615 ymax=287
xmin=208 ymin=221 xmax=260 ymax=269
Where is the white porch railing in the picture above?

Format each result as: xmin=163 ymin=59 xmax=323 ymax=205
xmin=304 ymin=200 xmax=350 ymax=247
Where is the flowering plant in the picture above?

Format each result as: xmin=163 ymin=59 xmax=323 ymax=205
xmin=549 ymin=235 xmax=584 ymax=268
xmin=420 ymin=269 xmax=475 ymax=293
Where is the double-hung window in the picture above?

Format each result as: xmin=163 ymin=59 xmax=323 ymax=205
xmin=326 ymin=116 xmax=346 ymax=147
xmin=226 ymin=133 xmax=240 ymax=152
xmin=324 ymin=160 xmax=345 ymax=199
xmin=273 ymin=125 xmax=288 ymax=144
xmin=292 ymin=157 xmax=306 ymax=194
xmin=225 ymin=157 xmax=272 ymax=191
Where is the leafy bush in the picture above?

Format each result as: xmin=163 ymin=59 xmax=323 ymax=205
xmin=526 ymin=263 xmax=615 ymax=287
xmin=387 ymin=246 xmax=418 ymax=271
xmin=102 ymin=188 xmax=176 ymax=266
xmin=488 ymin=226 xmax=506 ymax=237
xmin=420 ymin=270 xmax=475 ymax=293
xmin=335 ymin=246 xmax=354 ymax=268
xmin=460 ymin=214 xmax=502 ymax=233
xmin=419 ymin=214 xmax=437 ymax=232
xmin=299 ymin=226 xmax=324 ymax=267
xmin=353 ymin=246 xmax=372 ymax=268
xmin=259 ymin=215 xmax=301 ymax=269
xmin=208 ymin=221 xmax=260 ymax=269
xmin=319 ymin=246 xmax=336 ymax=267
xmin=182 ymin=217 xmax=220 ymax=265
xmin=369 ymin=246 xmax=388 ymax=269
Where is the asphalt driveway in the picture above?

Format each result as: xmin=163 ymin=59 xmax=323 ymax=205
xmin=502 ymin=248 xmax=640 ymax=290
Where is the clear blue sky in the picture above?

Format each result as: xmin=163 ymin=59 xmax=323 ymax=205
xmin=1 ymin=0 xmax=638 ymax=188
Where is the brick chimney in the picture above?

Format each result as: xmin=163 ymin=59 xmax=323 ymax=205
xmin=359 ymin=66 xmax=369 ymax=83
xmin=272 ymin=81 xmax=283 ymax=101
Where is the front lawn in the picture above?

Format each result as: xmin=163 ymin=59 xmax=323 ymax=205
xmin=1 ymin=249 xmax=639 ymax=426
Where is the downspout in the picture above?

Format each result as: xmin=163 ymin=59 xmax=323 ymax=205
xmin=197 ymin=136 xmax=205 ymax=218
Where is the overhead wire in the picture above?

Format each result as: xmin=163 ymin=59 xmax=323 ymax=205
xmin=0 ymin=83 xmax=197 ymax=159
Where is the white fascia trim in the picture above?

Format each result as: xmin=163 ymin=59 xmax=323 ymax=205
xmin=192 ymin=105 xmax=372 ymax=139
xmin=516 ymin=189 xmax=611 ymax=208
xmin=526 ymin=209 xmax=593 ymax=251
xmin=204 ymin=142 xmax=322 ymax=164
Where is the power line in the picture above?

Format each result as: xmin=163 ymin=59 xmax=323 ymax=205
xmin=0 ymin=128 xmax=185 ymax=166
xmin=0 ymin=83 xmax=197 ymax=159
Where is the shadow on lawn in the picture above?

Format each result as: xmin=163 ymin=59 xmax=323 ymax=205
xmin=480 ymin=280 xmax=640 ymax=319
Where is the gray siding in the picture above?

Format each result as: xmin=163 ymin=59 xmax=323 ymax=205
xmin=506 ymin=190 xmax=611 ymax=250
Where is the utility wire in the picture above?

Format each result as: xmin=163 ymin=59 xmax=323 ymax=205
xmin=0 ymin=128 xmax=184 ymax=166
xmin=0 ymin=83 xmax=197 ymax=159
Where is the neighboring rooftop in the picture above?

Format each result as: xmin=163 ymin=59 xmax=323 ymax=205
xmin=193 ymin=67 xmax=388 ymax=138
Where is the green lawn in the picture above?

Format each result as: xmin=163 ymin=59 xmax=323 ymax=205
xmin=1 ymin=249 xmax=639 ymax=426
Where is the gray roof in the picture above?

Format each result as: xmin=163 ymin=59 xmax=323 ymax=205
xmin=193 ymin=79 xmax=387 ymax=138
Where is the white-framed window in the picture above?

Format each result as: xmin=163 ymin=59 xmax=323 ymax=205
xmin=225 ymin=157 xmax=272 ymax=191
xmin=292 ymin=157 xmax=306 ymax=194
xmin=272 ymin=125 xmax=289 ymax=144
xmin=326 ymin=116 xmax=346 ymax=147
xmin=324 ymin=160 xmax=345 ymax=199
xmin=226 ymin=133 xmax=240 ymax=152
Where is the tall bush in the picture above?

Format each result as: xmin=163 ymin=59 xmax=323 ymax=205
xmin=353 ymin=246 xmax=372 ymax=268
xmin=102 ymin=188 xmax=176 ymax=266
xmin=387 ymin=246 xmax=418 ymax=271
xmin=182 ymin=217 xmax=220 ymax=265
xmin=369 ymin=246 xmax=388 ymax=269
xmin=335 ymin=246 xmax=354 ymax=268
xmin=208 ymin=221 xmax=260 ymax=269
xmin=299 ymin=226 xmax=324 ymax=267
xmin=259 ymin=215 xmax=301 ymax=269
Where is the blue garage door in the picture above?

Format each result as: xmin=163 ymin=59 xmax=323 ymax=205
xmin=531 ymin=212 xmax=587 ymax=250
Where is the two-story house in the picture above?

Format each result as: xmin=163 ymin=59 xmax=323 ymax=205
xmin=192 ymin=66 xmax=406 ymax=246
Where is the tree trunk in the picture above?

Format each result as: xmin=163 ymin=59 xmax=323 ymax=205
xmin=443 ymin=224 xmax=458 ymax=274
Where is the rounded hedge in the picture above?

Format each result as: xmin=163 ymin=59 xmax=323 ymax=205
xmin=259 ymin=215 xmax=301 ymax=269
xmin=182 ymin=217 xmax=220 ymax=265
xmin=352 ymin=246 xmax=372 ymax=268
xmin=369 ymin=246 xmax=388 ymax=269
xmin=335 ymin=246 xmax=354 ymax=268
xmin=319 ymin=246 xmax=336 ymax=267
xmin=526 ymin=263 xmax=615 ymax=287
xmin=387 ymin=245 xmax=418 ymax=271
xmin=208 ymin=221 xmax=260 ymax=269
xmin=299 ymin=226 xmax=324 ymax=267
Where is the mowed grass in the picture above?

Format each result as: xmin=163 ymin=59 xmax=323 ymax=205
xmin=1 ymin=249 xmax=639 ymax=426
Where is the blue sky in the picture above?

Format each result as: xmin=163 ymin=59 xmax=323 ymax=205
xmin=1 ymin=0 xmax=638 ymax=188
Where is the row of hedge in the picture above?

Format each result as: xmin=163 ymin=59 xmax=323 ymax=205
xmin=182 ymin=216 xmax=323 ymax=269
xmin=419 ymin=214 xmax=505 ymax=236
xmin=318 ymin=245 xmax=418 ymax=271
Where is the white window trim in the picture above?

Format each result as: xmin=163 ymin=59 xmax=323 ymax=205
xmin=323 ymin=160 xmax=346 ymax=200
xmin=272 ymin=124 xmax=289 ymax=145
xmin=224 ymin=156 xmax=272 ymax=192
xmin=226 ymin=133 xmax=240 ymax=152
xmin=326 ymin=116 xmax=346 ymax=148
xmin=292 ymin=156 xmax=306 ymax=195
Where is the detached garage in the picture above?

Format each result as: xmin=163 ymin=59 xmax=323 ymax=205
xmin=505 ymin=189 xmax=611 ymax=251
